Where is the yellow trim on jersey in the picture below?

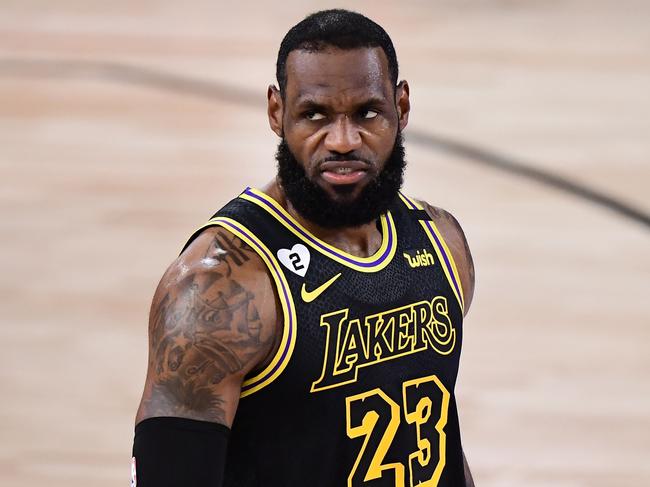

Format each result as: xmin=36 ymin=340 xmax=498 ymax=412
xmin=397 ymin=192 xmax=414 ymax=209
xmin=199 ymin=216 xmax=297 ymax=398
xmin=424 ymin=219 xmax=465 ymax=311
xmin=240 ymin=188 xmax=397 ymax=273
xmin=398 ymin=193 xmax=465 ymax=313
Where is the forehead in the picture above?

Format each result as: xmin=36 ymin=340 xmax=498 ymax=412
xmin=284 ymin=47 xmax=393 ymax=105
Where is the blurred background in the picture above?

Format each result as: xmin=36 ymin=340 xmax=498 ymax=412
xmin=1 ymin=1 xmax=648 ymax=486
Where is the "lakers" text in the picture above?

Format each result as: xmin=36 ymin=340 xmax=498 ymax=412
xmin=310 ymin=296 xmax=456 ymax=392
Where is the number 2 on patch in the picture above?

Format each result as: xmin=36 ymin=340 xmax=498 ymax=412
xmin=345 ymin=375 xmax=450 ymax=487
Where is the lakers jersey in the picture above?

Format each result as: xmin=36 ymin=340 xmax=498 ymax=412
xmin=181 ymin=187 xmax=467 ymax=487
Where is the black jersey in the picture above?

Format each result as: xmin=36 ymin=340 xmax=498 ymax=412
xmin=182 ymin=187 xmax=467 ymax=487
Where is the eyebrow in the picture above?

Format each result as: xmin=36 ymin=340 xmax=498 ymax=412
xmin=294 ymin=95 xmax=389 ymax=111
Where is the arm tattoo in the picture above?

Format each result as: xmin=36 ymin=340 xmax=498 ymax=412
xmin=140 ymin=230 xmax=272 ymax=423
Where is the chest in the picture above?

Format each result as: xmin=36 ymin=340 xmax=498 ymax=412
xmin=267 ymin=226 xmax=464 ymax=404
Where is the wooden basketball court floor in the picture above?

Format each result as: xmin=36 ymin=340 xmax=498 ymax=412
xmin=1 ymin=1 xmax=648 ymax=485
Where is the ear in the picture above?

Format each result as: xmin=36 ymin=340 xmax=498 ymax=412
xmin=395 ymin=80 xmax=410 ymax=131
xmin=267 ymin=85 xmax=284 ymax=137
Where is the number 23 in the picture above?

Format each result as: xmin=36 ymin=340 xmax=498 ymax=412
xmin=345 ymin=375 xmax=450 ymax=487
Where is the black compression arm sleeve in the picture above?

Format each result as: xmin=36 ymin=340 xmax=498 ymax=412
xmin=132 ymin=417 xmax=230 ymax=487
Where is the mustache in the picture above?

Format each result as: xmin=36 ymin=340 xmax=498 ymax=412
xmin=317 ymin=153 xmax=374 ymax=165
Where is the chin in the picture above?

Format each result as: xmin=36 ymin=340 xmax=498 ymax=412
xmin=319 ymin=176 xmax=371 ymax=198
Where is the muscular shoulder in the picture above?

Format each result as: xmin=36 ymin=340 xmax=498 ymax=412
xmin=137 ymin=226 xmax=279 ymax=426
xmin=157 ymin=226 xmax=274 ymax=306
xmin=419 ymin=201 xmax=475 ymax=315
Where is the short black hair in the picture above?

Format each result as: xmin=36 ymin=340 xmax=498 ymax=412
xmin=276 ymin=9 xmax=399 ymax=95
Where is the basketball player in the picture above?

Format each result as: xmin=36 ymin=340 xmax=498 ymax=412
xmin=132 ymin=9 xmax=476 ymax=487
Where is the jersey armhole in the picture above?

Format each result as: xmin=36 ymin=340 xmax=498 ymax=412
xmin=397 ymin=193 xmax=465 ymax=313
xmin=189 ymin=216 xmax=298 ymax=398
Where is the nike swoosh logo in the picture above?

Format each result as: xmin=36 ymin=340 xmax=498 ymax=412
xmin=301 ymin=273 xmax=342 ymax=303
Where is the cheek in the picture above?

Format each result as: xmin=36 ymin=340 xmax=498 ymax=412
xmin=287 ymin=130 xmax=320 ymax=165
xmin=367 ymin=121 xmax=397 ymax=155
xmin=378 ymin=117 xmax=392 ymax=132
xmin=376 ymin=112 xmax=400 ymax=137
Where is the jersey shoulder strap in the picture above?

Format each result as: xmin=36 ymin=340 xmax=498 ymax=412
xmin=179 ymin=190 xmax=261 ymax=255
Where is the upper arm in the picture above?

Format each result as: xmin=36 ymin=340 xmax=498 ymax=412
xmin=135 ymin=227 xmax=279 ymax=427
xmin=421 ymin=201 xmax=475 ymax=316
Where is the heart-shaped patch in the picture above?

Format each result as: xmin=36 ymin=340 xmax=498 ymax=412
xmin=277 ymin=244 xmax=310 ymax=277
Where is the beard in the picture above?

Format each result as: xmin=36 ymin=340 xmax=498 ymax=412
xmin=276 ymin=132 xmax=406 ymax=228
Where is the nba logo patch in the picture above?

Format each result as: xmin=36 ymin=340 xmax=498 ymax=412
xmin=130 ymin=457 xmax=137 ymax=487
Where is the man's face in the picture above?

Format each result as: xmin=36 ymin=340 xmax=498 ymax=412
xmin=269 ymin=47 xmax=410 ymax=228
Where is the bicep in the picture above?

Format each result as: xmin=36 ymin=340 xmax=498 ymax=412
xmin=136 ymin=228 xmax=278 ymax=427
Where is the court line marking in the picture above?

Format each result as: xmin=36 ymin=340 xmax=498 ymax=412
xmin=1 ymin=57 xmax=648 ymax=229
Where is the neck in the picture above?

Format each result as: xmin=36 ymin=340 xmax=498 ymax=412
xmin=262 ymin=179 xmax=384 ymax=258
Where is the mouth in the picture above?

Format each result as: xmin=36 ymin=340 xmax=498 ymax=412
xmin=319 ymin=160 xmax=370 ymax=185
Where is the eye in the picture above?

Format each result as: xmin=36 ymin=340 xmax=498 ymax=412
xmin=305 ymin=111 xmax=326 ymax=121
xmin=360 ymin=109 xmax=379 ymax=120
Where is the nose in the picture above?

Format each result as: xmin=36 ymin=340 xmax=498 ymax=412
xmin=324 ymin=116 xmax=362 ymax=154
